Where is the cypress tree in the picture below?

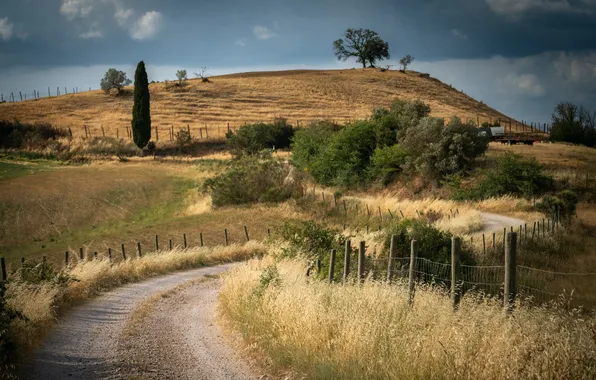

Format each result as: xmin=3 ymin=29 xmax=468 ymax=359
xmin=132 ymin=61 xmax=151 ymax=149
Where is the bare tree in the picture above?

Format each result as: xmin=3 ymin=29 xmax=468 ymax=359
xmin=194 ymin=67 xmax=210 ymax=83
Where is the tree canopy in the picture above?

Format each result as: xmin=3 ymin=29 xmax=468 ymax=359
xmin=132 ymin=61 xmax=151 ymax=149
xmin=550 ymin=102 xmax=596 ymax=147
xmin=100 ymin=68 xmax=131 ymax=94
xmin=333 ymin=28 xmax=389 ymax=68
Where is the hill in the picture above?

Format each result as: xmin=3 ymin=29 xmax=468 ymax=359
xmin=0 ymin=69 xmax=517 ymax=138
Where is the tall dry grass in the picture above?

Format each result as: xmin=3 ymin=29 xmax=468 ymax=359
xmin=6 ymin=242 xmax=266 ymax=350
xmin=219 ymin=258 xmax=596 ymax=380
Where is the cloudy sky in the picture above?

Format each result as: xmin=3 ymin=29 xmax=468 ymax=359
xmin=1 ymin=0 xmax=595 ymax=123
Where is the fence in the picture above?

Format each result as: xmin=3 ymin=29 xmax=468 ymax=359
xmin=0 ymin=87 xmax=92 ymax=103
xmin=320 ymin=230 xmax=596 ymax=311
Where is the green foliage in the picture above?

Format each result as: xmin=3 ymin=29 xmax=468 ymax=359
xmin=382 ymin=219 xmax=475 ymax=264
xmin=19 ymin=259 xmax=72 ymax=285
xmin=0 ymin=121 xmax=69 ymax=149
xmin=274 ymin=220 xmax=345 ymax=259
xmin=226 ymin=118 xmax=295 ymax=156
xmin=368 ymin=144 xmax=407 ymax=185
xmin=175 ymin=128 xmax=192 ymax=151
xmin=550 ymin=102 xmax=596 ymax=147
xmin=333 ymin=28 xmax=390 ymax=68
xmin=100 ymin=68 xmax=131 ymax=94
xmin=399 ymin=55 xmax=415 ymax=71
xmin=311 ymin=120 xmax=378 ymax=187
xmin=291 ymin=121 xmax=342 ymax=172
xmin=203 ymin=157 xmax=304 ymax=207
xmin=536 ymin=190 xmax=579 ymax=223
xmin=457 ymin=153 xmax=554 ymax=200
xmin=253 ymin=265 xmax=280 ymax=297
xmin=132 ymin=61 xmax=151 ymax=149
xmin=402 ymin=117 xmax=489 ymax=182
xmin=175 ymin=69 xmax=188 ymax=84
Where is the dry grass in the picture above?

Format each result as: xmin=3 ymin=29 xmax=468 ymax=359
xmin=219 ymin=258 xmax=596 ymax=380
xmin=6 ymin=242 xmax=266 ymax=351
xmin=487 ymin=142 xmax=596 ymax=172
xmin=0 ymin=69 xmax=515 ymax=139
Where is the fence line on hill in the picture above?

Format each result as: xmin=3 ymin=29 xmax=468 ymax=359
xmin=0 ymin=87 xmax=92 ymax=103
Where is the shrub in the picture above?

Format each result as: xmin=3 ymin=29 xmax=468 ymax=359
xmin=402 ymin=117 xmax=489 ymax=183
xmin=312 ymin=120 xmax=378 ymax=187
xmin=536 ymin=190 xmax=579 ymax=223
xmin=368 ymin=144 xmax=407 ymax=185
xmin=175 ymin=69 xmax=188 ymax=85
xmin=81 ymin=137 xmax=138 ymax=157
xmin=203 ymin=157 xmax=304 ymax=207
xmin=382 ymin=219 xmax=475 ymax=265
xmin=291 ymin=121 xmax=340 ymax=172
xmin=459 ymin=153 xmax=554 ymax=200
xmin=0 ymin=121 xmax=69 ymax=149
xmin=226 ymin=118 xmax=295 ymax=156
xmin=175 ymin=128 xmax=192 ymax=151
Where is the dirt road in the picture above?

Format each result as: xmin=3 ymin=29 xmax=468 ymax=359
xmin=480 ymin=212 xmax=526 ymax=232
xmin=19 ymin=263 xmax=258 ymax=380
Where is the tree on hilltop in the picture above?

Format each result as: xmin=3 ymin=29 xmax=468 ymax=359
xmin=132 ymin=61 xmax=151 ymax=149
xmin=100 ymin=68 xmax=132 ymax=94
xmin=333 ymin=28 xmax=390 ymax=68
xmin=399 ymin=55 xmax=415 ymax=71
xmin=176 ymin=69 xmax=188 ymax=84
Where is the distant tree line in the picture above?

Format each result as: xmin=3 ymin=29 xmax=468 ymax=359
xmin=550 ymin=102 xmax=596 ymax=148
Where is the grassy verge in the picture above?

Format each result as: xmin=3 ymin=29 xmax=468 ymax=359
xmin=219 ymin=258 xmax=596 ymax=380
xmin=5 ymin=242 xmax=266 ymax=363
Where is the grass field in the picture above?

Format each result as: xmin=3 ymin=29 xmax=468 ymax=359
xmin=0 ymin=69 xmax=521 ymax=139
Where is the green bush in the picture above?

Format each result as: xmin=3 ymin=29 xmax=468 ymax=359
xmin=175 ymin=128 xmax=192 ymax=151
xmin=226 ymin=118 xmax=295 ymax=156
xmin=458 ymin=153 xmax=554 ymax=200
xmin=368 ymin=144 xmax=407 ymax=185
xmin=401 ymin=117 xmax=489 ymax=182
xmin=203 ymin=157 xmax=304 ymax=207
xmin=536 ymin=190 xmax=579 ymax=223
xmin=0 ymin=121 xmax=69 ymax=149
xmin=310 ymin=120 xmax=378 ymax=187
xmin=382 ymin=219 xmax=475 ymax=264
xmin=291 ymin=121 xmax=342 ymax=172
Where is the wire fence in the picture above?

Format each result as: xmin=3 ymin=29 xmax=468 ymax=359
xmin=0 ymin=87 xmax=92 ymax=103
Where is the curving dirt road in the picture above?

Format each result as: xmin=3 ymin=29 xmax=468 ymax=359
xmin=19 ymin=263 xmax=258 ymax=380
xmin=480 ymin=212 xmax=526 ymax=232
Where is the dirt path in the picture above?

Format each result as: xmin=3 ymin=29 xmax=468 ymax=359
xmin=117 ymin=278 xmax=261 ymax=380
xmin=480 ymin=212 xmax=526 ymax=232
xmin=19 ymin=263 xmax=258 ymax=380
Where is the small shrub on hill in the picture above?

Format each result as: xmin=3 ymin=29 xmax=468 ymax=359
xmin=456 ymin=153 xmax=554 ymax=200
xmin=203 ymin=157 xmax=304 ymax=207
xmin=536 ymin=190 xmax=579 ymax=223
xmin=226 ymin=118 xmax=295 ymax=156
xmin=175 ymin=128 xmax=192 ymax=152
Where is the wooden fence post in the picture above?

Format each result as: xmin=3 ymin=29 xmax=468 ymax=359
xmin=224 ymin=229 xmax=228 ymax=246
xmin=169 ymin=239 xmax=173 ymax=250
xmin=79 ymin=248 xmax=84 ymax=261
xmin=0 ymin=258 xmax=6 ymax=282
xmin=504 ymin=232 xmax=517 ymax=314
xmin=108 ymin=248 xmax=112 ymax=262
xmin=408 ymin=240 xmax=418 ymax=305
xmin=451 ymin=237 xmax=462 ymax=311
xmin=183 ymin=233 xmax=188 ymax=248
xmin=482 ymin=233 xmax=486 ymax=255
xmin=137 ymin=242 xmax=142 ymax=258
xmin=244 ymin=225 xmax=250 ymax=242
xmin=94 ymin=252 xmax=98 ymax=259
xmin=328 ymin=249 xmax=336 ymax=283
xmin=155 ymin=235 xmax=159 ymax=251
xmin=492 ymin=232 xmax=496 ymax=249
xmin=267 ymin=228 xmax=271 ymax=239
xmin=155 ymin=126 xmax=159 ymax=141
xmin=387 ymin=234 xmax=398 ymax=282
xmin=358 ymin=241 xmax=365 ymax=283
xmin=65 ymin=251 xmax=69 ymax=267
xmin=532 ymin=221 xmax=536 ymax=240
xmin=343 ymin=240 xmax=351 ymax=282
xmin=122 ymin=244 xmax=127 ymax=260
xmin=200 ymin=232 xmax=204 ymax=247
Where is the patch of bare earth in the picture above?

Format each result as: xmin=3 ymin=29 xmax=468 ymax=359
xmin=117 ymin=277 xmax=268 ymax=380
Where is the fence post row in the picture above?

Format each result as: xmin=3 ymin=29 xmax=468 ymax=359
xmin=451 ymin=237 xmax=462 ymax=311
xmin=504 ymin=232 xmax=517 ymax=314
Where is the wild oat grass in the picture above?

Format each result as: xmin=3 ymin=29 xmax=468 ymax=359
xmin=6 ymin=242 xmax=266 ymax=351
xmin=219 ymin=258 xmax=596 ymax=380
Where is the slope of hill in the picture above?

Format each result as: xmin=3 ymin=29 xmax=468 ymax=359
xmin=0 ymin=69 xmax=515 ymax=138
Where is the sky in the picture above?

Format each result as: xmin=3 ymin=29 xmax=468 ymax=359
xmin=1 ymin=0 xmax=595 ymax=123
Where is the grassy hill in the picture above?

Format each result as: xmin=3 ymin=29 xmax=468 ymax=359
xmin=0 ymin=69 xmax=517 ymax=139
